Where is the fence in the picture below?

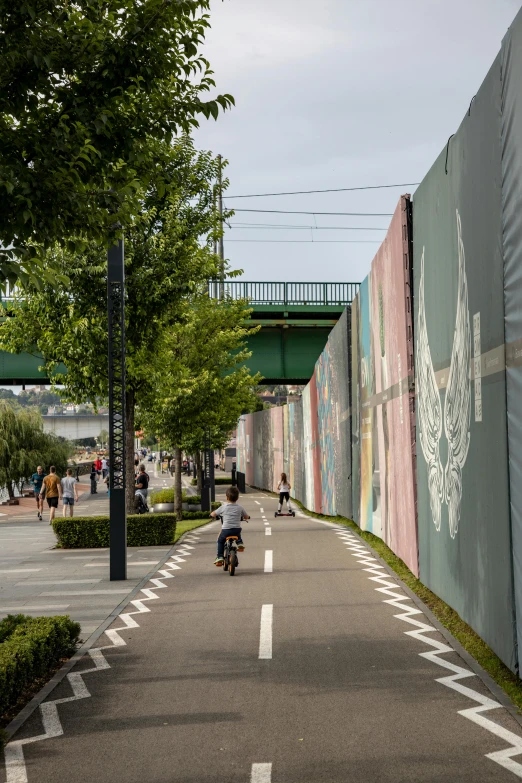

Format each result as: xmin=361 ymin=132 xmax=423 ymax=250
xmin=208 ymin=281 xmax=359 ymax=306
xmin=236 ymin=2 xmax=522 ymax=678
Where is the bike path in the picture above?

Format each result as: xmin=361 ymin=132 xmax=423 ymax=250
xmin=3 ymin=492 xmax=522 ymax=782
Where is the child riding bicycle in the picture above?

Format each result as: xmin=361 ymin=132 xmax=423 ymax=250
xmin=210 ymin=485 xmax=250 ymax=566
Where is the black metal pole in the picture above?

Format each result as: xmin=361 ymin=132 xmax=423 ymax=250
xmin=108 ymin=239 xmax=127 ymax=580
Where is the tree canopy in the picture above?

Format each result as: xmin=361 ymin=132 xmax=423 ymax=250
xmin=0 ymin=402 xmax=71 ymax=497
xmin=0 ymin=139 xmax=231 ymax=507
xmin=142 ymin=293 xmax=261 ymax=517
xmin=0 ymin=0 xmax=233 ymax=284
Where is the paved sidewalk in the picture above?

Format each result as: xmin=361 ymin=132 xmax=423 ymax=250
xmin=0 ymin=472 xmax=179 ymax=636
xmin=3 ymin=489 xmax=522 ymax=783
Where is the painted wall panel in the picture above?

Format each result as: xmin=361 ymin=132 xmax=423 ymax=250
xmin=501 ymin=4 xmax=522 ymax=669
xmin=413 ymin=56 xmax=515 ymax=670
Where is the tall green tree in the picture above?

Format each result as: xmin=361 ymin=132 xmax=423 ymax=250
xmin=0 ymin=403 xmax=71 ymax=498
xmin=0 ymin=0 xmax=233 ymax=285
xmin=142 ymin=294 xmax=261 ymax=519
xmin=0 ymin=139 xmax=227 ymax=509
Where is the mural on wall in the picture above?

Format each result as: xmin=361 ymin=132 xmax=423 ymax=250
xmin=358 ymin=276 xmax=375 ymax=534
xmin=316 ymin=350 xmax=336 ymax=515
xmin=414 ymin=53 xmax=515 ymax=671
xmin=351 ymin=296 xmax=361 ymax=525
xmin=417 ymin=212 xmax=471 ymax=538
xmin=368 ymin=196 xmax=418 ymax=575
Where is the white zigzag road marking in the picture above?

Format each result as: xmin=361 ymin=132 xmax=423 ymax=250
xmin=333 ymin=529 xmax=522 ymax=778
xmin=3 ymin=533 xmax=202 ymax=783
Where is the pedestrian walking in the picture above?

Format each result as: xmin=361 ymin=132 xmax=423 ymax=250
xmin=41 ymin=466 xmax=62 ymax=523
xmin=94 ymin=456 xmax=102 ymax=481
xmin=90 ymin=462 xmax=98 ymax=494
xmin=61 ymin=468 xmax=79 ymax=518
xmin=169 ymin=457 xmax=175 ymax=477
xmin=101 ymin=456 xmax=108 ymax=479
xmin=31 ymin=465 xmax=47 ymax=521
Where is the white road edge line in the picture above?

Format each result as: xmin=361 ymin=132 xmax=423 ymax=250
xmin=259 ymin=604 xmax=273 ymax=660
xmin=265 ymin=527 xmax=272 ymax=536
xmin=264 ymin=551 xmax=273 ymax=573
xmin=333 ymin=529 xmax=522 ymax=779
xmin=3 ymin=533 xmax=203 ymax=783
xmin=251 ymin=762 xmax=272 ymax=782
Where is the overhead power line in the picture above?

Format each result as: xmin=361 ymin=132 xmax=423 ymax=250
xmin=225 ymin=182 xmax=420 ymax=198
xmin=227 ymin=224 xmax=387 ymax=231
xmin=232 ymin=209 xmax=393 ymax=216
xmin=226 ymin=239 xmax=381 ymax=244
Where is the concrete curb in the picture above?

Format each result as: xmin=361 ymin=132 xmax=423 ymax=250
xmin=3 ymin=521 xmax=215 ymax=743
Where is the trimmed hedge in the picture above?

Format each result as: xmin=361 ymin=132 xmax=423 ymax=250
xmin=52 ymin=514 xmax=177 ymax=548
xmin=0 ymin=614 xmax=28 ymax=644
xmin=0 ymin=615 xmax=80 ymax=719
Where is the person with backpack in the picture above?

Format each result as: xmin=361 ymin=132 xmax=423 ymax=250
xmin=135 ymin=464 xmax=149 ymax=500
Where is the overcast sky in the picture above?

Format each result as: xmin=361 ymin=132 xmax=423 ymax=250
xmin=194 ymin=0 xmax=522 ymax=283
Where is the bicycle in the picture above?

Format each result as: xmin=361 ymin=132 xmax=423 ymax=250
xmin=223 ymin=535 xmax=239 ymax=576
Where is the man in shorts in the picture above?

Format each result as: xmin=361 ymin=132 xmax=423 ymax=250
xmin=31 ymin=465 xmax=47 ymax=521
xmin=41 ymin=466 xmax=62 ymax=523
xmin=61 ymin=468 xmax=79 ymax=517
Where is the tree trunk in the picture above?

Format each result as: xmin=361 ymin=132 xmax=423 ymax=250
xmin=7 ymin=482 xmax=14 ymax=499
xmin=195 ymin=451 xmax=203 ymax=495
xmin=174 ymin=446 xmax=183 ymax=521
xmin=125 ymin=388 xmax=136 ymax=514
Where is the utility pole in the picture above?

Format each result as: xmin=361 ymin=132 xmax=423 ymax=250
xmin=218 ymin=154 xmax=225 ymax=300
xmin=107 ymin=238 xmax=127 ymax=581
xmin=212 ymin=184 xmax=218 ymax=300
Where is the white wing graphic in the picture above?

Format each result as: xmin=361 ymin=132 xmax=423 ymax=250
xmin=444 ymin=210 xmax=471 ymax=539
xmin=416 ymin=247 xmax=444 ymax=531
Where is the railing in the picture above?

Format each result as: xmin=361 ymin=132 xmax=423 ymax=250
xmin=208 ymin=281 xmax=359 ymax=306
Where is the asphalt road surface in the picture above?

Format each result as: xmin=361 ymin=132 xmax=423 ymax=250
xmin=3 ymin=490 xmax=522 ymax=783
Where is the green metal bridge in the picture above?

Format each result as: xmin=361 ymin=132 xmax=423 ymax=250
xmin=0 ymin=281 xmax=359 ymax=385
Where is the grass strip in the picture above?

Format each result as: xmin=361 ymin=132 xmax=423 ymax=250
xmin=261 ymin=487 xmax=522 ymax=714
xmin=173 ymin=518 xmax=213 ymax=542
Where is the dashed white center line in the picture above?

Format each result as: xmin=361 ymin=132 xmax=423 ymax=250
xmin=264 ymin=522 xmax=269 ymax=526
xmin=254 ymin=501 xmax=260 ymax=505
xmin=251 ymin=763 xmax=272 ymax=782
xmin=264 ymin=550 xmax=273 ymax=573
xmin=265 ymin=527 xmax=272 ymax=536
xmin=260 ymin=507 xmax=264 ymax=513
xmin=259 ymin=604 xmax=273 ymax=659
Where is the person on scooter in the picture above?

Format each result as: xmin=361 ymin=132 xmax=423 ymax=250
xmin=211 ymin=486 xmax=250 ymax=566
xmin=277 ymin=473 xmax=293 ymax=514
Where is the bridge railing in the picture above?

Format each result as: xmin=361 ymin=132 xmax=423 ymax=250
xmin=209 ymin=281 xmax=359 ymax=306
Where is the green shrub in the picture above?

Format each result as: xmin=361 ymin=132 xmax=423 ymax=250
xmin=185 ymin=495 xmax=201 ymax=504
xmin=149 ymin=488 xmax=190 ymax=504
xmin=149 ymin=488 xmax=174 ymax=504
xmin=211 ymin=501 xmax=221 ymax=510
xmin=191 ymin=477 xmax=232 ymax=486
xmin=52 ymin=514 xmax=177 ymax=548
xmin=182 ymin=511 xmax=213 ymax=520
xmin=0 ymin=615 xmax=29 ymax=644
xmin=0 ymin=616 xmax=80 ymax=719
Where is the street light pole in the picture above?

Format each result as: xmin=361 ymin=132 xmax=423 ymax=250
xmin=108 ymin=238 xmax=127 ymax=581
xmin=218 ymin=154 xmax=224 ymax=300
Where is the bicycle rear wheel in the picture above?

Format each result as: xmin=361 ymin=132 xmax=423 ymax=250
xmin=229 ymin=552 xmax=236 ymax=576
xmin=223 ymin=551 xmax=229 ymax=572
